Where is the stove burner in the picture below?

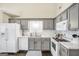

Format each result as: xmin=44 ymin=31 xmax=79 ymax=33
xmin=53 ymin=37 xmax=69 ymax=42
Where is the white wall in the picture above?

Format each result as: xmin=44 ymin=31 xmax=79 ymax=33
xmin=0 ymin=3 xmax=57 ymax=18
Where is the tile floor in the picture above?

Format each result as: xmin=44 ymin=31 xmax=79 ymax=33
xmin=42 ymin=51 xmax=52 ymax=56
xmin=0 ymin=50 xmax=52 ymax=56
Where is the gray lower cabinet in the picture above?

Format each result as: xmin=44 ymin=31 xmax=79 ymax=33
xmin=28 ymin=38 xmax=41 ymax=50
xmin=60 ymin=44 xmax=79 ymax=56
xmin=41 ymin=38 xmax=50 ymax=50
xmin=60 ymin=44 xmax=68 ymax=56
xmin=28 ymin=38 xmax=35 ymax=50
xmin=34 ymin=38 xmax=41 ymax=50
xmin=28 ymin=37 xmax=50 ymax=51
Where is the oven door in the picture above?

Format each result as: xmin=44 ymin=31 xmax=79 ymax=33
xmin=52 ymin=42 xmax=56 ymax=51
xmin=51 ymin=38 xmax=59 ymax=56
xmin=51 ymin=39 xmax=57 ymax=56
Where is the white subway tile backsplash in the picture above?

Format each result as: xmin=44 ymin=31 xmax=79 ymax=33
xmin=23 ymin=30 xmax=56 ymax=37
xmin=22 ymin=30 xmax=79 ymax=42
xmin=55 ymin=30 xmax=79 ymax=41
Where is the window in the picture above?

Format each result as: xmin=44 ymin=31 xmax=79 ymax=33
xmin=28 ymin=20 xmax=43 ymax=32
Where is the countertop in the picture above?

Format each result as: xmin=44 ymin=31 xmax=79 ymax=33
xmin=60 ymin=42 xmax=79 ymax=49
xmin=18 ymin=36 xmax=51 ymax=38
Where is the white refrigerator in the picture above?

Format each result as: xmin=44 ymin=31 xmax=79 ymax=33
xmin=0 ymin=23 xmax=21 ymax=53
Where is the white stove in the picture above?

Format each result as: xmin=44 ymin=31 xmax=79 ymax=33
xmin=51 ymin=37 xmax=69 ymax=56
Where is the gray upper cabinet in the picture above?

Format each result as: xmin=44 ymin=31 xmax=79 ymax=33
xmin=55 ymin=3 xmax=79 ymax=31
xmin=28 ymin=38 xmax=41 ymax=50
xmin=56 ymin=15 xmax=62 ymax=23
xmin=15 ymin=19 xmax=21 ymax=24
xmin=21 ymin=20 xmax=28 ymax=30
xmin=53 ymin=19 xmax=56 ymax=30
xmin=56 ymin=11 xmax=68 ymax=23
xmin=60 ymin=44 xmax=79 ymax=56
xmin=9 ymin=19 xmax=16 ymax=23
xmin=9 ymin=19 xmax=21 ymax=24
xmin=61 ymin=11 xmax=68 ymax=20
xmin=69 ymin=4 xmax=79 ymax=30
xmin=43 ymin=20 xmax=53 ymax=30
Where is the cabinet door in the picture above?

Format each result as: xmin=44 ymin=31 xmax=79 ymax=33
xmin=42 ymin=38 xmax=50 ymax=50
xmin=21 ymin=20 xmax=28 ymax=30
xmin=56 ymin=15 xmax=61 ymax=23
xmin=15 ymin=19 xmax=21 ymax=24
xmin=9 ymin=19 xmax=21 ymax=24
xmin=69 ymin=4 xmax=78 ymax=30
xmin=9 ymin=19 xmax=16 ymax=23
xmin=19 ymin=37 xmax=28 ymax=50
xmin=34 ymin=38 xmax=41 ymax=50
xmin=61 ymin=11 xmax=68 ymax=20
xmin=69 ymin=49 xmax=79 ymax=56
xmin=28 ymin=38 xmax=35 ymax=50
xmin=43 ymin=20 xmax=53 ymax=30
